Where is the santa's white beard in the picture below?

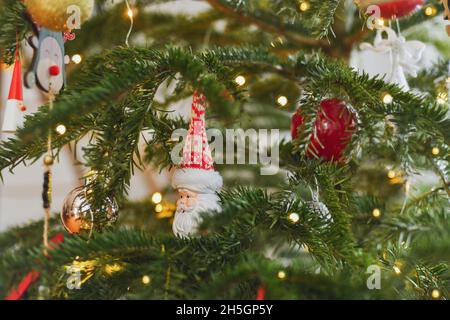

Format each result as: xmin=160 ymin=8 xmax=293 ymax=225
xmin=172 ymin=193 xmax=221 ymax=238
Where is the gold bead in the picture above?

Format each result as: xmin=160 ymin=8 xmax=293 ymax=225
xmin=43 ymin=155 xmax=54 ymax=166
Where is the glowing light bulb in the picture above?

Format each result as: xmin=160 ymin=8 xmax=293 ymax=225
xmin=288 ymin=212 xmax=300 ymax=223
xmin=372 ymin=208 xmax=381 ymax=218
xmin=151 ymin=192 xmax=162 ymax=204
xmin=142 ymin=275 xmax=151 ymax=285
xmin=431 ymin=147 xmax=440 ymax=156
xmin=424 ymin=6 xmax=437 ymax=16
xmin=299 ymin=1 xmax=310 ymax=11
xmin=277 ymin=270 xmax=286 ymax=279
xmin=155 ymin=204 xmax=163 ymax=213
xmin=431 ymin=289 xmax=441 ymax=299
xmin=55 ymin=124 xmax=66 ymax=135
xmin=234 ymin=75 xmax=246 ymax=86
xmin=387 ymin=170 xmax=396 ymax=179
xmin=382 ymin=93 xmax=393 ymax=104
xmin=276 ymin=95 xmax=288 ymax=107
xmin=71 ymin=54 xmax=82 ymax=64
xmin=127 ymin=8 xmax=134 ymax=18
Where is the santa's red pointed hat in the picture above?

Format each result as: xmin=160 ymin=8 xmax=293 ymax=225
xmin=172 ymin=91 xmax=223 ymax=194
xmin=1 ymin=51 xmax=25 ymax=133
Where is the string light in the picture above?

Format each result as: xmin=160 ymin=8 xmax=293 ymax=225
xmin=71 ymin=54 xmax=82 ymax=64
xmin=155 ymin=204 xmax=163 ymax=213
xmin=55 ymin=124 xmax=66 ymax=135
xmin=431 ymin=289 xmax=441 ymax=299
xmin=387 ymin=170 xmax=396 ymax=179
xmin=424 ymin=5 xmax=437 ymax=16
xmin=142 ymin=275 xmax=151 ymax=285
xmin=126 ymin=8 xmax=136 ymax=18
xmin=431 ymin=147 xmax=440 ymax=156
xmin=299 ymin=1 xmax=310 ymax=12
xmin=276 ymin=95 xmax=288 ymax=107
xmin=151 ymin=192 xmax=162 ymax=204
xmin=382 ymin=93 xmax=393 ymax=104
xmin=372 ymin=208 xmax=381 ymax=218
xmin=288 ymin=212 xmax=300 ymax=223
xmin=234 ymin=75 xmax=246 ymax=86
xmin=277 ymin=270 xmax=286 ymax=279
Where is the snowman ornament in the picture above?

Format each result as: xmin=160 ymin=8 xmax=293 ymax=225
xmin=25 ymin=25 xmax=66 ymax=94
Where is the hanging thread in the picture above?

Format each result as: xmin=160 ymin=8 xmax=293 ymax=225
xmin=125 ymin=0 xmax=134 ymax=47
xmin=42 ymin=90 xmax=55 ymax=255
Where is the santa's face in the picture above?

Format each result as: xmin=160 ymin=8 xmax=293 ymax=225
xmin=176 ymin=188 xmax=198 ymax=214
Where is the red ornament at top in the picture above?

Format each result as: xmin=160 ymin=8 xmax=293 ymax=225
xmin=358 ymin=0 xmax=424 ymax=19
xmin=291 ymin=99 xmax=357 ymax=162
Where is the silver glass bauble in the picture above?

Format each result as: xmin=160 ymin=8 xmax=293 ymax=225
xmin=61 ymin=186 xmax=119 ymax=238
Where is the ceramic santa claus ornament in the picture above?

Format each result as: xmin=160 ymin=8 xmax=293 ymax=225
xmin=171 ymin=91 xmax=223 ymax=238
xmin=1 ymin=49 xmax=26 ymax=133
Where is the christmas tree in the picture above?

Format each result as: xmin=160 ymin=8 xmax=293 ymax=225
xmin=0 ymin=0 xmax=449 ymax=300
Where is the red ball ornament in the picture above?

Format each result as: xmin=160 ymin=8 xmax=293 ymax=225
xmin=291 ymin=99 xmax=357 ymax=162
xmin=358 ymin=0 xmax=424 ymax=19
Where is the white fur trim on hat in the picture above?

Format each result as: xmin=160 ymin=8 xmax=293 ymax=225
xmin=172 ymin=168 xmax=223 ymax=194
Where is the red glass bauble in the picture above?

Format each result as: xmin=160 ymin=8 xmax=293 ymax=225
xmin=291 ymin=99 xmax=357 ymax=162
xmin=378 ymin=0 xmax=424 ymax=19
xmin=360 ymin=0 xmax=425 ymax=19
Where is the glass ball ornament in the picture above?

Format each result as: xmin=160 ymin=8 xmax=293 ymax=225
xmin=291 ymin=99 xmax=357 ymax=162
xmin=24 ymin=0 xmax=94 ymax=32
xmin=61 ymin=187 xmax=119 ymax=238
xmin=355 ymin=0 xmax=424 ymax=19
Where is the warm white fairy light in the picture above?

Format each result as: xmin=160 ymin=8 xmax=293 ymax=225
xmin=431 ymin=289 xmax=441 ymax=299
xmin=127 ymin=8 xmax=135 ymax=18
xmin=234 ymin=75 xmax=246 ymax=86
xmin=299 ymin=1 xmax=310 ymax=12
xmin=142 ymin=275 xmax=151 ymax=285
xmin=276 ymin=95 xmax=288 ymax=107
xmin=151 ymin=192 xmax=162 ymax=204
xmin=424 ymin=5 xmax=437 ymax=16
xmin=155 ymin=204 xmax=163 ymax=213
xmin=382 ymin=93 xmax=393 ymax=104
xmin=277 ymin=270 xmax=286 ymax=279
xmin=431 ymin=147 xmax=440 ymax=156
xmin=387 ymin=170 xmax=396 ymax=179
xmin=71 ymin=54 xmax=82 ymax=64
xmin=372 ymin=208 xmax=381 ymax=218
xmin=288 ymin=212 xmax=300 ymax=223
xmin=56 ymin=124 xmax=66 ymax=135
